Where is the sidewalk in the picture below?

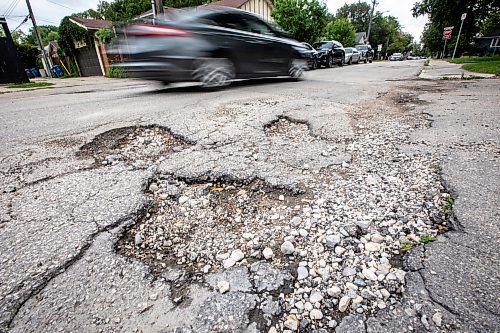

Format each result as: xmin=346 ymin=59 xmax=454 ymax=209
xmin=419 ymin=59 xmax=496 ymax=79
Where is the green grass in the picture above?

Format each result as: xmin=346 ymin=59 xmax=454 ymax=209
xmin=400 ymin=241 xmax=414 ymax=253
xmin=462 ymin=61 xmax=500 ymax=75
xmin=447 ymin=56 xmax=500 ymax=64
xmin=420 ymin=235 xmax=437 ymax=244
xmin=7 ymin=82 xmax=54 ymax=89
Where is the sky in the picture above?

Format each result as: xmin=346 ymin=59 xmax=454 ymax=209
xmin=2 ymin=0 xmax=428 ymax=42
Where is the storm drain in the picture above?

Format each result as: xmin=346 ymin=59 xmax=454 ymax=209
xmin=78 ymin=125 xmax=191 ymax=168
xmin=117 ymin=176 xmax=309 ymax=273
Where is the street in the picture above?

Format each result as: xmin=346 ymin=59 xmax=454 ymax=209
xmin=0 ymin=60 xmax=499 ymax=333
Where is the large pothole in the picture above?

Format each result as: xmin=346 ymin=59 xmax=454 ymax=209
xmin=264 ymin=116 xmax=316 ymax=142
xmin=78 ymin=125 xmax=192 ymax=168
xmin=117 ymin=176 xmax=309 ymax=274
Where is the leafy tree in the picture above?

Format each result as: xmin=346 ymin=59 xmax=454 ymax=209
xmin=413 ymin=0 xmax=500 ymax=55
xmin=95 ymin=28 xmax=115 ymax=44
xmin=272 ymin=0 xmax=329 ymax=44
xmin=324 ymin=18 xmax=356 ymax=46
xmin=96 ymin=0 xmax=152 ymax=22
xmin=24 ymin=25 xmax=59 ymax=46
xmin=388 ymin=32 xmax=413 ymax=53
xmin=335 ymin=2 xmax=370 ymax=33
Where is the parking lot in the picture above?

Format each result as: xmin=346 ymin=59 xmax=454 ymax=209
xmin=1 ymin=60 xmax=499 ymax=333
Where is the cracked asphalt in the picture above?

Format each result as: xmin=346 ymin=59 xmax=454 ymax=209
xmin=0 ymin=60 xmax=499 ymax=332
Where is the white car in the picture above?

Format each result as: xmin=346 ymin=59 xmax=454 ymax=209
xmin=344 ymin=47 xmax=361 ymax=65
xmin=389 ymin=53 xmax=404 ymax=61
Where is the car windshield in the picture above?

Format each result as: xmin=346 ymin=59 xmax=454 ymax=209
xmin=356 ymin=45 xmax=368 ymax=50
xmin=301 ymin=43 xmax=313 ymax=50
xmin=394 ymin=53 xmax=402 ymax=56
xmin=344 ymin=48 xmax=352 ymax=52
xmin=313 ymin=41 xmax=333 ymax=49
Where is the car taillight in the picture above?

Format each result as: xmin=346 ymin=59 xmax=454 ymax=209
xmin=126 ymin=24 xmax=192 ymax=37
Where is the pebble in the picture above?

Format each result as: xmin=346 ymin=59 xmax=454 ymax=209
xmin=342 ymin=267 xmax=357 ymax=277
xmin=309 ymin=291 xmax=323 ymax=303
xmin=365 ymin=242 xmax=381 ymax=252
xmin=309 ymin=309 xmax=323 ymax=320
xmin=338 ymin=296 xmax=350 ymax=312
xmin=230 ymin=249 xmax=245 ymax=262
xmin=263 ymin=247 xmax=274 ymax=259
xmin=134 ymin=233 xmax=143 ymax=246
xmin=284 ymin=315 xmax=299 ymax=331
xmin=297 ymin=266 xmax=309 ymax=280
xmin=362 ymin=268 xmax=378 ymax=281
xmin=432 ymin=312 xmax=442 ymax=327
xmin=178 ymin=196 xmax=189 ymax=204
xmin=218 ymin=280 xmax=230 ymax=293
xmin=223 ymin=258 xmax=236 ymax=268
xmin=327 ymin=286 xmax=341 ymax=297
xmin=281 ymin=241 xmax=295 ymax=255
xmin=335 ymin=246 xmax=346 ymax=255
xmin=328 ymin=319 xmax=338 ymax=328
xmin=325 ymin=235 xmax=341 ymax=248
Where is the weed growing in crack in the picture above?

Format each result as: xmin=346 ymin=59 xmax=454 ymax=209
xmin=432 ymin=164 xmax=441 ymax=173
xmin=400 ymin=241 xmax=414 ymax=253
xmin=419 ymin=235 xmax=437 ymax=244
xmin=442 ymin=195 xmax=454 ymax=216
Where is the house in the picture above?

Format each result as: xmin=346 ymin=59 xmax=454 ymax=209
xmin=355 ymin=32 xmax=367 ymax=45
xmin=207 ymin=0 xmax=274 ymax=22
xmin=68 ymin=17 xmax=113 ymax=76
xmin=44 ymin=41 xmax=61 ymax=67
xmin=476 ymin=29 xmax=500 ymax=53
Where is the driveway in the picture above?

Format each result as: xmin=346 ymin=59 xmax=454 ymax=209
xmin=0 ymin=60 xmax=498 ymax=333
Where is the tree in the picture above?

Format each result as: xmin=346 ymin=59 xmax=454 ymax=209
xmin=324 ymin=18 xmax=356 ymax=46
xmin=335 ymin=2 xmax=371 ymax=33
xmin=24 ymin=25 xmax=59 ymax=46
xmin=96 ymin=0 xmax=152 ymax=22
xmin=388 ymin=33 xmax=413 ymax=54
xmin=272 ymin=0 xmax=329 ymax=44
xmin=413 ymin=0 xmax=500 ymax=55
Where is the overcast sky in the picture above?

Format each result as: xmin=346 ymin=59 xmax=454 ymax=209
xmin=3 ymin=0 xmax=428 ymax=42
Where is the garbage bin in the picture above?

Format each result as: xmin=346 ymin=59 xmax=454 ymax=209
xmin=30 ymin=68 xmax=41 ymax=77
xmin=25 ymin=69 xmax=34 ymax=78
xmin=52 ymin=65 xmax=63 ymax=78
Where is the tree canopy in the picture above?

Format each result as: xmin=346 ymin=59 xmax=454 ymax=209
xmin=324 ymin=18 xmax=356 ymax=46
xmin=272 ymin=0 xmax=329 ymax=44
xmin=335 ymin=2 xmax=370 ymax=33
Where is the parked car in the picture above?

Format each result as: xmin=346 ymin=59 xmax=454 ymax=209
xmin=113 ymin=7 xmax=309 ymax=88
xmin=389 ymin=53 xmax=404 ymax=61
xmin=344 ymin=47 xmax=361 ymax=65
xmin=355 ymin=44 xmax=374 ymax=63
xmin=301 ymin=42 xmax=319 ymax=70
xmin=312 ymin=40 xmax=345 ymax=67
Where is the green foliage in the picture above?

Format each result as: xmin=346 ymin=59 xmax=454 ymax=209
xmin=388 ymin=33 xmax=413 ymax=53
xmin=413 ymin=0 xmax=500 ymax=55
xmin=272 ymin=0 xmax=329 ymax=44
xmin=58 ymin=17 xmax=92 ymax=57
xmin=96 ymin=28 xmax=115 ymax=45
xmin=419 ymin=235 xmax=437 ymax=244
xmin=447 ymin=56 xmax=500 ymax=64
xmin=400 ymin=241 xmax=414 ymax=253
xmin=7 ymin=82 xmax=54 ymax=89
xmin=165 ymin=0 xmax=207 ymax=7
xmin=106 ymin=65 xmax=127 ymax=78
xmin=335 ymin=2 xmax=370 ymax=33
xmin=24 ymin=25 xmax=59 ymax=46
xmin=97 ymin=0 xmax=152 ymax=22
xmin=462 ymin=61 xmax=500 ymax=75
xmin=442 ymin=195 xmax=454 ymax=216
xmin=324 ymin=18 xmax=356 ymax=46
xmin=15 ymin=43 xmax=39 ymax=69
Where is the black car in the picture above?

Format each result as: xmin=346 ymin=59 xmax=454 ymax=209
xmin=114 ymin=7 xmax=309 ymax=88
xmin=300 ymin=42 xmax=319 ymax=70
xmin=312 ymin=40 xmax=345 ymax=68
xmin=355 ymin=44 xmax=374 ymax=63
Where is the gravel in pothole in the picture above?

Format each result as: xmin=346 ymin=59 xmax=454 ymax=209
xmin=265 ymin=117 xmax=314 ymax=142
xmin=78 ymin=126 xmax=191 ymax=168
xmin=117 ymin=177 xmax=309 ymax=273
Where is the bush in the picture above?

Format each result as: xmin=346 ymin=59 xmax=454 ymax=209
xmin=106 ymin=65 xmax=127 ymax=78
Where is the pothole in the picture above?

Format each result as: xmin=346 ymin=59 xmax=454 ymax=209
xmin=78 ymin=125 xmax=192 ymax=168
xmin=264 ymin=116 xmax=315 ymax=142
xmin=117 ymin=176 xmax=309 ymax=274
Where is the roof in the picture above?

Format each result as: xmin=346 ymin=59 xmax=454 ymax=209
xmin=69 ymin=17 xmax=113 ymax=30
xmin=355 ymin=32 xmax=366 ymax=43
xmin=208 ymin=0 xmax=249 ymax=8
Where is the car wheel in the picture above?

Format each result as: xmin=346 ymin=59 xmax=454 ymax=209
xmin=364 ymin=58 xmax=368 ymax=63
xmin=326 ymin=55 xmax=333 ymax=68
xmin=192 ymin=58 xmax=234 ymax=88
xmin=312 ymin=59 xmax=318 ymax=70
xmin=348 ymin=58 xmax=352 ymax=65
xmin=338 ymin=58 xmax=344 ymax=67
xmin=369 ymin=59 xmax=372 ymax=63
xmin=289 ymin=59 xmax=307 ymax=79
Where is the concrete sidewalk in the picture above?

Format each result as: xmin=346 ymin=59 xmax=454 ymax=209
xmin=419 ymin=59 xmax=496 ymax=80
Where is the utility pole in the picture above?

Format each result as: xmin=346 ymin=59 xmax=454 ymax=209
xmin=366 ymin=0 xmax=377 ymax=44
xmin=25 ymin=0 xmax=52 ymax=77
xmin=155 ymin=0 xmax=164 ymax=16
xmin=452 ymin=13 xmax=466 ymax=59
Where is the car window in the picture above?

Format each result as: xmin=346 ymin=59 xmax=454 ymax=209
xmin=313 ymin=41 xmax=333 ymax=49
xmin=208 ymin=13 xmax=246 ymax=30
xmin=301 ymin=43 xmax=313 ymax=50
xmin=345 ymin=48 xmax=352 ymax=52
xmin=356 ymin=45 xmax=367 ymax=50
xmin=240 ymin=14 xmax=276 ymax=36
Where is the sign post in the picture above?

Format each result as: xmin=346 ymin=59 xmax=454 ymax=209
xmin=452 ymin=13 xmax=467 ymax=59
xmin=442 ymin=27 xmax=453 ymax=58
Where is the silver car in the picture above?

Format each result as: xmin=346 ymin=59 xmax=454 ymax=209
xmin=344 ymin=47 xmax=361 ymax=65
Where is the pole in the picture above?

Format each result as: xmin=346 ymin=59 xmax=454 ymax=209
xmin=155 ymin=0 xmax=164 ymax=16
xmin=442 ymin=39 xmax=447 ymax=58
xmin=452 ymin=16 xmax=465 ymax=59
xmin=25 ymin=0 xmax=52 ymax=77
xmin=366 ymin=0 xmax=377 ymax=43
xmin=151 ymin=0 xmax=157 ymax=21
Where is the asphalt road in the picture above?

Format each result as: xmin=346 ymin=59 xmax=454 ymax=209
xmin=0 ymin=60 xmax=498 ymax=333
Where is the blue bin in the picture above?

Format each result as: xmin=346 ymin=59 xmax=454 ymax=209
xmin=52 ymin=65 xmax=63 ymax=78
xmin=30 ymin=68 xmax=41 ymax=77
xmin=25 ymin=69 xmax=34 ymax=78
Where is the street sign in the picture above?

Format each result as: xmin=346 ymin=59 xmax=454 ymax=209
xmin=461 ymin=13 xmax=467 ymax=20
xmin=377 ymin=44 xmax=382 ymax=52
xmin=443 ymin=26 xmax=453 ymax=40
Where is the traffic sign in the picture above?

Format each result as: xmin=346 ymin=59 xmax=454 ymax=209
xmin=461 ymin=13 xmax=467 ymax=20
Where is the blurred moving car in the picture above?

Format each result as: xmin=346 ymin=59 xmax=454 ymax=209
xmin=312 ymin=40 xmax=345 ymax=67
xmin=344 ymin=47 xmax=361 ymax=65
xmin=355 ymin=44 xmax=373 ymax=63
xmin=389 ymin=53 xmax=404 ymax=61
xmin=113 ymin=7 xmax=309 ymax=88
xmin=301 ymin=42 xmax=319 ymax=70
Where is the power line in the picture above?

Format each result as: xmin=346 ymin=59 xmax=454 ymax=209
xmin=12 ymin=14 xmax=29 ymax=32
xmin=1 ymin=0 xmax=17 ymax=15
xmin=44 ymin=0 xmax=77 ymax=11
xmin=4 ymin=0 xmax=22 ymax=17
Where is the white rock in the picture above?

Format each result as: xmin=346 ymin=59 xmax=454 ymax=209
xmin=335 ymin=246 xmax=346 ymax=255
xmin=294 ymin=301 xmax=304 ymax=310
xmin=284 ymin=315 xmax=299 ymax=331
xmin=281 ymin=241 xmax=295 ymax=255
xmin=432 ymin=312 xmax=442 ymax=327
xmin=268 ymin=328 xmax=278 ymax=333
xmin=263 ymin=247 xmax=274 ymax=259
xmin=304 ymin=302 xmax=313 ymax=311
xmin=216 ymin=253 xmax=229 ymax=261
xmin=309 ymin=291 xmax=323 ymax=303
xmin=299 ymin=229 xmax=308 ymax=237
xmin=327 ymin=286 xmax=342 ymax=297
xmin=178 ymin=196 xmax=189 ymax=204
xmin=342 ymin=267 xmax=357 ymax=276
xmin=309 ymin=309 xmax=323 ymax=320
xmin=325 ymin=235 xmax=341 ymax=248
xmin=339 ymin=296 xmax=350 ymax=312
xmin=278 ymin=195 xmax=285 ymax=201
xmin=365 ymin=242 xmax=381 ymax=252
xmin=230 ymin=249 xmax=245 ymax=262
xmin=223 ymin=258 xmax=236 ymax=268
xmin=134 ymin=233 xmax=143 ymax=246
xmin=297 ymin=266 xmax=309 ymax=280
xmin=362 ymin=268 xmax=378 ymax=281
xmin=217 ymin=280 xmax=230 ymax=293
xmin=328 ymin=320 xmax=338 ymax=328
xmin=371 ymin=234 xmax=385 ymax=243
